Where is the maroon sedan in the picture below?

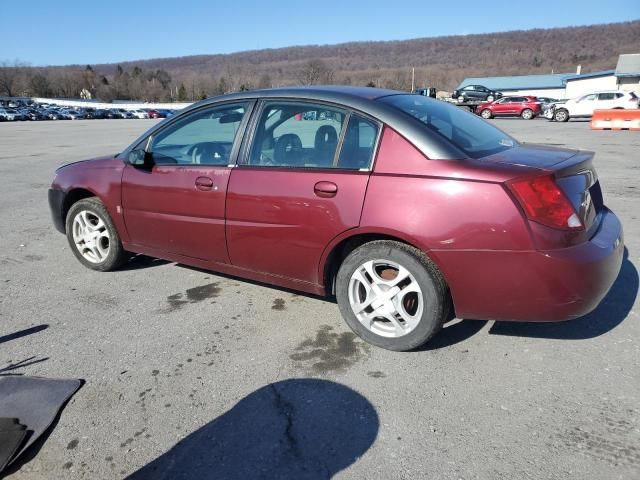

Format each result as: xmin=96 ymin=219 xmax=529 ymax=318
xmin=48 ymin=87 xmax=623 ymax=351
xmin=477 ymin=96 xmax=542 ymax=120
xmin=145 ymin=109 xmax=164 ymax=119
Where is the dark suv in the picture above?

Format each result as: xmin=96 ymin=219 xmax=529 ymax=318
xmin=452 ymin=85 xmax=502 ymax=103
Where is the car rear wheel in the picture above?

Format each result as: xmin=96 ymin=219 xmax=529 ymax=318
xmin=554 ymin=109 xmax=569 ymax=122
xmin=487 ymin=95 xmax=495 ymax=102
xmin=336 ymin=240 xmax=449 ymax=351
xmin=65 ymin=197 xmax=128 ymax=272
xmin=457 ymin=96 xmax=465 ymax=103
xmin=521 ymin=108 xmax=534 ymax=120
xmin=481 ymin=109 xmax=493 ymax=119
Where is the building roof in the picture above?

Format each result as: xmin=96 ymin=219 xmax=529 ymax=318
xmin=565 ymin=70 xmax=616 ymax=82
xmin=615 ymin=53 xmax=640 ymax=77
xmin=458 ymin=69 xmax=619 ymax=90
xmin=458 ymin=73 xmax=574 ymax=91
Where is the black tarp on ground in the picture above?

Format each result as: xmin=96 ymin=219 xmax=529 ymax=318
xmin=0 ymin=376 xmax=81 ymax=474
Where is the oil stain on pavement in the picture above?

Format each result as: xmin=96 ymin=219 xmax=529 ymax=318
xmin=272 ymin=298 xmax=286 ymax=310
xmin=290 ymin=325 xmax=369 ymax=374
xmin=163 ymin=283 xmax=221 ymax=312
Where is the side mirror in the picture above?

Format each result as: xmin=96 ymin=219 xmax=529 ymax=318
xmin=128 ymin=148 xmax=154 ymax=169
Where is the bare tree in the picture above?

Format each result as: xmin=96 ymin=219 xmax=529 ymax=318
xmin=297 ymin=59 xmax=334 ymax=85
xmin=0 ymin=60 xmax=28 ymax=96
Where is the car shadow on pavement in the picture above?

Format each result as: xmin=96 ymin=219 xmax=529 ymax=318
xmin=126 ymin=379 xmax=379 ymax=480
xmin=118 ymin=254 xmax=170 ymax=271
xmin=417 ymin=319 xmax=489 ymax=351
xmin=489 ymin=248 xmax=637 ymax=340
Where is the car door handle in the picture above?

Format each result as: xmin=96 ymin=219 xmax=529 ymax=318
xmin=195 ymin=176 xmax=214 ymax=191
xmin=314 ymin=181 xmax=338 ymax=198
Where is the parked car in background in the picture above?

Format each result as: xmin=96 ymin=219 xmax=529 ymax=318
xmin=546 ymin=91 xmax=640 ymax=122
xmin=452 ymin=85 xmax=503 ymax=103
xmin=48 ymin=86 xmax=623 ymax=352
xmin=106 ymin=109 xmax=125 ymax=119
xmin=476 ymin=96 xmax=542 ymax=119
xmin=130 ymin=109 xmax=150 ymax=119
xmin=0 ymin=107 xmax=16 ymax=121
xmin=64 ymin=109 xmax=86 ymax=120
xmin=6 ymin=108 xmax=28 ymax=121
xmin=145 ymin=109 xmax=165 ymax=118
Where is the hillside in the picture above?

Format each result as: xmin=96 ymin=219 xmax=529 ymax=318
xmin=4 ymin=20 xmax=639 ymax=101
xmin=93 ymin=21 xmax=640 ymax=90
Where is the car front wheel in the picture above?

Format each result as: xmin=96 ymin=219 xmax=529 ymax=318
xmin=65 ymin=197 xmax=128 ymax=271
xmin=487 ymin=95 xmax=495 ymax=102
xmin=481 ymin=109 xmax=493 ymax=119
xmin=554 ymin=109 xmax=569 ymax=122
xmin=336 ymin=241 xmax=449 ymax=351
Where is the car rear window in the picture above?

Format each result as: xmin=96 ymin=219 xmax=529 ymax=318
xmin=379 ymin=94 xmax=517 ymax=159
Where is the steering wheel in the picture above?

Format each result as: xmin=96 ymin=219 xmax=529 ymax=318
xmin=188 ymin=142 xmax=226 ymax=165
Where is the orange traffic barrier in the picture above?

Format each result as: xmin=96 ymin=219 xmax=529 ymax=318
xmin=591 ymin=109 xmax=640 ymax=131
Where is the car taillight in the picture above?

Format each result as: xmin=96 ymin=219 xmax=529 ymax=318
xmin=508 ymin=175 xmax=583 ymax=230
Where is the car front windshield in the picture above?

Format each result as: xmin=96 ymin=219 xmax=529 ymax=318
xmin=379 ymin=94 xmax=517 ymax=159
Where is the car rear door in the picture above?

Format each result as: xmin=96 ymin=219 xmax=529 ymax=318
xmin=121 ymin=101 xmax=252 ymax=262
xmin=596 ymin=92 xmax=617 ymax=110
xmin=225 ymin=101 xmax=381 ymax=285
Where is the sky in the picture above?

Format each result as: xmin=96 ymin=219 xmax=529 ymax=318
xmin=1 ymin=0 xmax=638 ymax=66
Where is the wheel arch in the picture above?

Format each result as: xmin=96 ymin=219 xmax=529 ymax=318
xmin=320 ymin=228 xmax=448 ymax=290
xmin=62 ymin=187 xmax=99 ymax=230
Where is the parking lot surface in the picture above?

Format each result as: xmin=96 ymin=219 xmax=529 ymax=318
xmin=1 ymin=118 xmax=638 ymax=479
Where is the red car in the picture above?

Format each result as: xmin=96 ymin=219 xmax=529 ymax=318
xmin=477 ymin=96 xmax=542 ymax=120
xmin=145 ymin=109 xmax=164 ymax=119
xmin=48 ymin=87 xmax=623 ymax=351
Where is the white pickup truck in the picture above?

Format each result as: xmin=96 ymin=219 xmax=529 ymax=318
xmin=546 ymin=91 xmax=639 ymax=122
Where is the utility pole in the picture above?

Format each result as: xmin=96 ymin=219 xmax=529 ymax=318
xmin=411 ymin=67 xmax=415 ymax=92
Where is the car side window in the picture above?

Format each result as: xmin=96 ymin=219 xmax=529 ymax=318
xmin=337 ymin=114 xmax=379 ymax=170
xmin=580 ymin=94 xmax=597 ymax=102
xmin=463 ymin=86 xmax=474 ymax=91
xmin=149 ymin=103 xmax=248 ymax=166
xmin=248 ymin=102 xmax=347 ymax=168
xmin=598 ymin=93 xmax=615 ymax=101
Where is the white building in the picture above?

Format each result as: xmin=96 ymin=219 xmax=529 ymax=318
xmin=457 ymin=54 xmax=640 ymax=100
xmin=615 ymin=53 xmax=640 ymax=93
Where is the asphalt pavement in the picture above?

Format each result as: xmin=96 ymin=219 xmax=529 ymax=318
xmin=0 ymin=117 xmax=638 ymax=479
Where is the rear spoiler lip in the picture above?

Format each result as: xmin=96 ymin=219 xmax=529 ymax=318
xmin=550 ymin=150 xmax=596 ymax=179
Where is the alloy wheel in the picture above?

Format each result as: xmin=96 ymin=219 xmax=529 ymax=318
xmin=71 ymin=210 xmax=110 ymax=263
xmin=348 ymin=259 xmax=424 ymax=338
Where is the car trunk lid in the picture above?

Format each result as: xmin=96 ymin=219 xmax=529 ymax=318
xmin=487 ymin=144 xmax=603 ymax=236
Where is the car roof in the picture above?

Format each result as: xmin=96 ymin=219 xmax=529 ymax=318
xmin=123 ymin=86 xmax=470 ymax=161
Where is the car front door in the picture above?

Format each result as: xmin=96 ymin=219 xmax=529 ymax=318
xmin=225 ymin=101 xmax=380 ymax=285
xmin=573 ymin=94 xmax=597 ymax=116
xmin=491 ymin=98 xmax=509 ymax=115
xmin=121 ymin=101 xmax=252 ymax=262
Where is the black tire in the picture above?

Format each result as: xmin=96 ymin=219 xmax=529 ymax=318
xmin=65 ymin=197 xmax=128 ymax=271
xmin=480 ymin=109 xmax=493 ymax=119
xmin=335 ymin=240 xmax=449 ymax=351
xmin=554 ymin=108 xmax=569 ymax=122
xmin=521 ymin=108 xmax=534 ymax=120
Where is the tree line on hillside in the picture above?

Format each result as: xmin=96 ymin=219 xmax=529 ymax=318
xmin=1 ymin=21 xmax=638 ymax=102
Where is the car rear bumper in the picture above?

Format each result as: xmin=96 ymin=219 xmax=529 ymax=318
xmin=48 ymin=188 xmax=66 ymax=234
xmin=436 ymin=208 xmax=624 ymax=321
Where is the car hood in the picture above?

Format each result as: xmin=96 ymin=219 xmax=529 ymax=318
xmin=481 ymin=143 xmax=579 ymax=170
xmin=55 ymin=155 xmax=120 ymax=173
